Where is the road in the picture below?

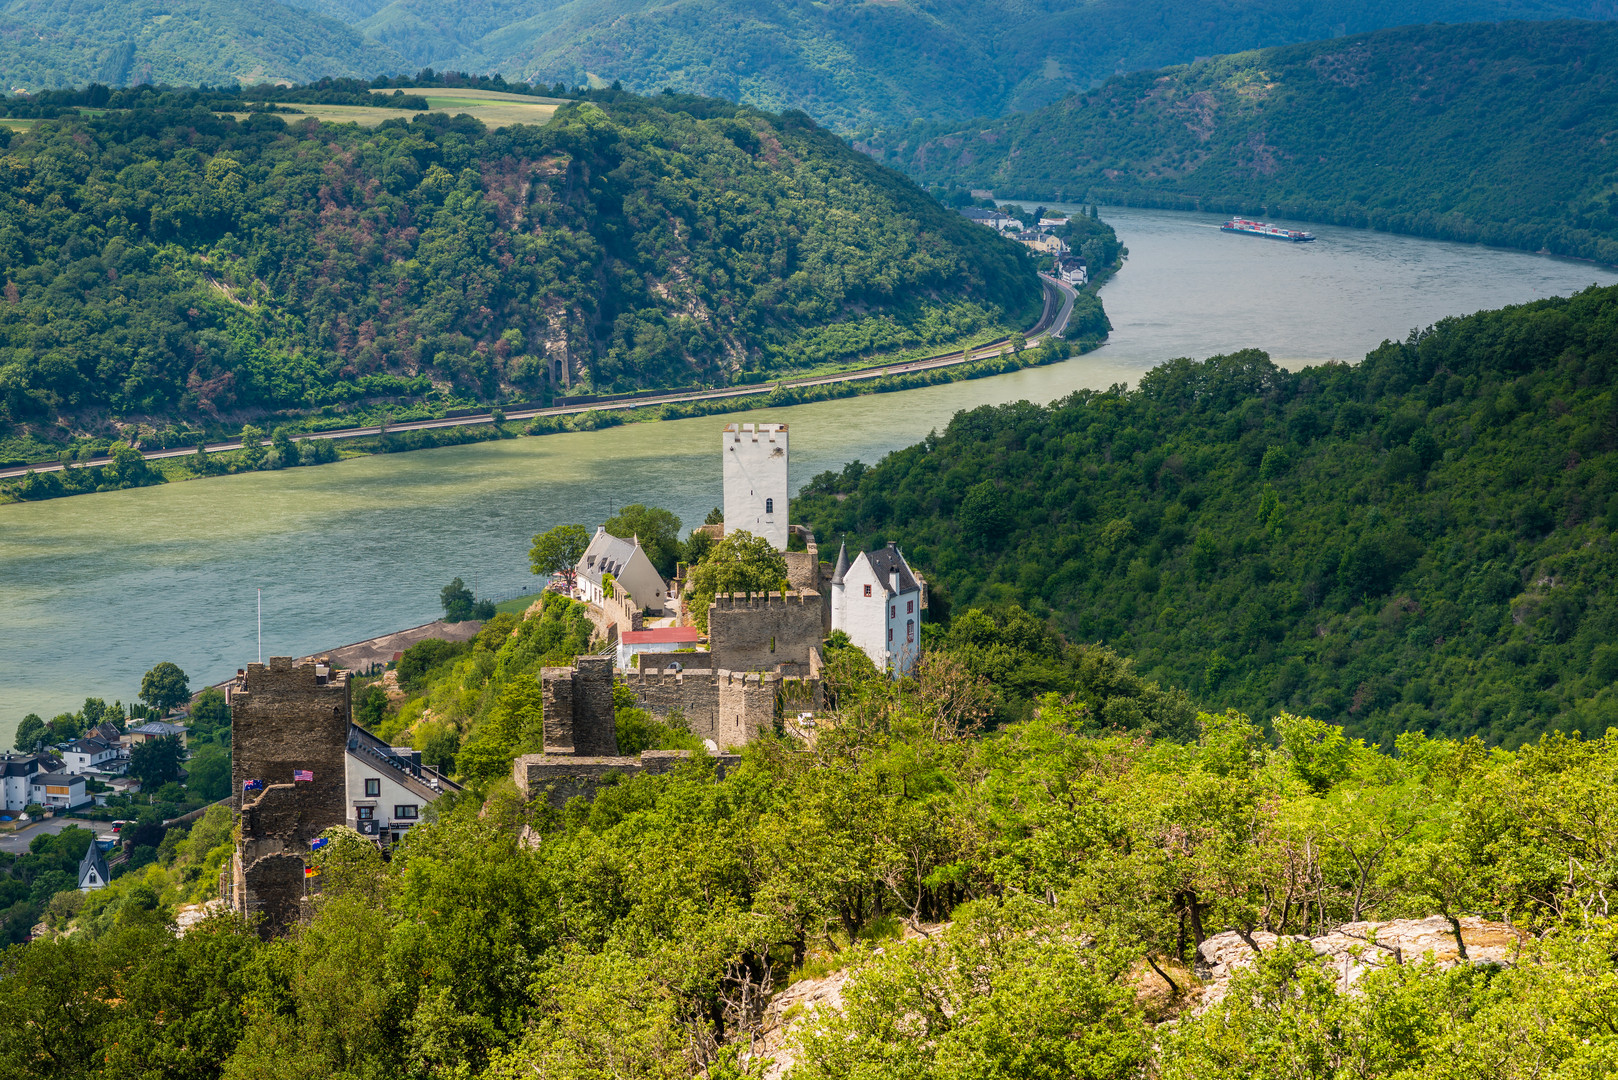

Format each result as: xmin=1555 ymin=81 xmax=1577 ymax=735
xmin=0 ymin=275 xmax=1080 ymax=481
xmin=0 ymin=815 xmax=118 ymax=854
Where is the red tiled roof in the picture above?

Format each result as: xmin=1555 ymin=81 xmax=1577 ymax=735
xmin=622 ymin=627 xmax=704 ymax=644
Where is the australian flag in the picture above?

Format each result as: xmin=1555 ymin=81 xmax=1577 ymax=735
xmin=242 ymin=779 xmax=263 ymax=793
xmin=293 ymin=769 xmax=314 ymax=782
xmin=310 ymin=837 xmax=330 ymax=851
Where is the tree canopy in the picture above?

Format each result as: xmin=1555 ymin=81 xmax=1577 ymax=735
xmin=683 ymin=530 xmax=790 ymax=632
xmin=138 ymin=663 xmax=190 ymax=716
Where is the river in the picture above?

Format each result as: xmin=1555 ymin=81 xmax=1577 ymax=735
xmin=2 ymin=206 xmax=1613 ymax=740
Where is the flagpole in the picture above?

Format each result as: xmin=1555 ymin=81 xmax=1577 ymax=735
xmin=257 ymin=589 xmax=262 ymax=664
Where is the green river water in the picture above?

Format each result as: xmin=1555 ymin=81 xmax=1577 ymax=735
xmin=3 ymin=206 xmax=1614 ymax=742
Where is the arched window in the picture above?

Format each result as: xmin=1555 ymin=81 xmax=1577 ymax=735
xmin=765 ymin=498 xmax=774 ymax=514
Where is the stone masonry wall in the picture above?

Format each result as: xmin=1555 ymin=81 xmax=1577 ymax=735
xmin=619 ymin=668 xmax=720 ymax=735
xmin=707 ymin=591 xmax=823 ymax=672
xmin=229 ymin=656 xmax=351 ymax=938
xmin=515 ymin=750 xmax=743 ymax=809
xmin=540 ymin=657 xmax=617 ymax=756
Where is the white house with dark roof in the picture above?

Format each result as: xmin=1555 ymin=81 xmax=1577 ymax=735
xmin=63 ymin=736 xmax=122 ymax=775
xmin=78 ymin=841 xmax=109 ymax=891
xmin=30 ymin=771 xmax=88 ymax=810
xmin=829 ymin=541 xmax=925 ymax=676
xmin=345 ymin=722 xmax=460 ymax=847
xmin=1 ymin=752 xmax=63 ymax=812
xmin=575 ymin=528 xmax=671 ymax=613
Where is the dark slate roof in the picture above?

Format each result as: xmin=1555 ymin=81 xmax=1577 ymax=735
xmin=0 ymin=753 xmax=52 ymax=778
xmin=128 ymin=721 xmax=185 ymax=736
xmin=33 ymin=772 xmax=83 ymax=786
xmin=79 ymin=840 xmax=109 ymax=888
xmin=68 ymin=737 xmax=111 ymax=755
xmin=577 ymin=529 xmax=647 ymax=588
xmin=830 ymin=540 xmax=850 ymax=586
xmin=865 ymin=543 xmax=920 ymax=595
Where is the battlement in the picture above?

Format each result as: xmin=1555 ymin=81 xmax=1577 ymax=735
xmin=724 ymin=421 xmax=787 ymax=440
xmin=711 ymin=589 xmax=820 ymax=608
xmin=515 ymin=749 xmax=743 ymax=809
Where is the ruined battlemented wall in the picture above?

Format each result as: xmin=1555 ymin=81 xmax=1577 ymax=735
xmin=515 ymin=749 xmax=743 ymax=809
xmin=620 ymin=667 xmax=720 ymax=734
xmin=707 ymin=590 xmax=823 ymax=672
xmin=621 ymin=667 xmax=819 ymax=750
xmin=229 ymin=656 xmax=350 ymax=938
xmin=541 ymin=656 xmax=617 ymax=756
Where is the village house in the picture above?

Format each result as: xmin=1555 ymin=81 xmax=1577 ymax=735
xmin=830 ymin=541 xmax=926 ymax=676
xmin=62 ymin=736 xmax=123 ymax=775
xmin=1056 ymin=256 xmax=1088 ymax=286
xmin=345 ymin=722 xmax=459 ymax=848
xmin=617 ymin=625 xmax=704 ymax=668
xmin=1015 ymin=230 xmax=1069 ymax=255
xmin=124 ymin=720 xmax=188 ymax=748
xmin=0 ymin=751 xmax=63 ymax=812
xmin=575 ymin=528 xmax=671 ymax=612
xmin=30 ymin=771 xmax=88 ymax=810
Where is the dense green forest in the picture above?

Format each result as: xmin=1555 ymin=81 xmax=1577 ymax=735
xmin=798 ymin=283 xmax=1618 ymax=750
xmin=0 ymin=0 xmax=403 ymax=90
xmin=873 ymin=20 xmax=1618 ymax=265
xmin=9 ymin=593 xmax=1618 ymax=1077
xmin=283 ymin=0 xmax=1618 ymax=130
xmin=0 ymin=88 xmax=1040 ymax=445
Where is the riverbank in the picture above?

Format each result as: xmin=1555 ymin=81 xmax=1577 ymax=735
xmin=1 ymin=275 xmax=1086 ymax=502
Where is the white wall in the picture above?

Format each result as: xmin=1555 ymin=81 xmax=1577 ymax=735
xmin=832 ymin=555 xmax=922 ymax=677
xmin=723 ymin=422 xmax=789 ymax=551
xmin=345 ymin=751 xmax=431 ymax=842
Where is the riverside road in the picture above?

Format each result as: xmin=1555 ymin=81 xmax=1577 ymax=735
xmin=0 ymin=275 xmax=1079 ymax=482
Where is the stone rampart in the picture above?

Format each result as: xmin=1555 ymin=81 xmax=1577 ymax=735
xmin=707 ymin=590 xmax=823 ymax=672
xmin=621 ymin=667 xmax=820 ymax=750
xmin=514 ymin=749 xmax=743 ymax=809
xmin=540 ymin=656 xmax=617 ymax=756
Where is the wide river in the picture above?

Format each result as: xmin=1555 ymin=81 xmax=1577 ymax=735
xmin=2 ymin=207 xmax=1613 ymax=740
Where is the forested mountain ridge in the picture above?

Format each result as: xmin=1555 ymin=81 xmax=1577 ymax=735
xmin=798 ymin=283 xmax=1618 ymax=750
xmin=282 ymin=0 xmax=1618 ymax=131
xmin=0 ymin=90 xmax=1039 ymax=441
xmin=870 ymin=20 xmax=1618 ymax=264
xmin=0 ymin=0 xmax=405 ymax=91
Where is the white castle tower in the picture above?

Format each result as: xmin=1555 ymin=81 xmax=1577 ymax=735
xmin=723 ymin=422 xmax=789 ymax=551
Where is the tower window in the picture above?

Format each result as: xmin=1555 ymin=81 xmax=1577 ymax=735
xmin=863 ymin=584 xmax=872 ymax=597
xmin=765 ymin=498 xmax=774 ymax=514
xmin=907 ymin=620 xmax=915 ymax=643
xmin=907 ymin=600 xmax=914 ymax=614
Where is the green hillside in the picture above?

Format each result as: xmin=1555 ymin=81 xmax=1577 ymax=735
xmin=290 ymin=0 xmax=1617 ymax=130
xmin=797 ymin=283 xmax=1618 ymax=751
xmin=0 ymin=0 xmax=405 ymax=91
xmin=872 ymin=20 xmax=1618 ymax=264
xmin=0 ymin=89 xmax=1039 ymax=442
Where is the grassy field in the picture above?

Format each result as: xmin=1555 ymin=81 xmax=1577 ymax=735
xmin=223 ymin=88 xmax=563 ymax=129
xmin=494 ymin=592 xmax=545 ymax=616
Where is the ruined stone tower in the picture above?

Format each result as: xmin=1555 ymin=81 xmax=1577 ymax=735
xmin=541 ymin=654 xmax=617 ymax=756
xmin=228 ymin=656 xmax=350 ymax=938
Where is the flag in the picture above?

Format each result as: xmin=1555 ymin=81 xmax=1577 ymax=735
xmin=242 ymin=779 xmax=263 ymax=793
xmin=293 ymin=770 xmax=313 ymax=782
xmin=304 ymin=866 xmax=320 ymax=878
xmin=310 ymin=837 xmax=329 ymax=851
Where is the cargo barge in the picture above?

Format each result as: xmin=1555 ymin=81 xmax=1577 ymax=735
xmin=1221 ymin=217 xmax=1315 ymax=242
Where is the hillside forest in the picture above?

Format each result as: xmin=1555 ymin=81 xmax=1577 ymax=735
xmin=0 ymin=89 xmax=1039 ymax=444
xmin=14 ymin=0 xmax=1604 ymax=132
xmin=875 ymin=20 xmax=1618 ymax=265
xmin=8 ymin=599 xmax=1618 ymax=1078
xmin=798 ymin=282 xmax=1618 ymax=752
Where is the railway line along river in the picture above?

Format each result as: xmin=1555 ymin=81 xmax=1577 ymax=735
xmin=3 ymin=206 xmax=1614 ymax=740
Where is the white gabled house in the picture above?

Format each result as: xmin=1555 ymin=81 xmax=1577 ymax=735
xmin=575 ymin=528 xmax=672 ymax=613
xmin=63 ymin=736 xmax=122 ymax=775
xmin=829 ymin=541 xmax=925 ymax=677
xmin=345 ymin=723 xmax=459 ymax=848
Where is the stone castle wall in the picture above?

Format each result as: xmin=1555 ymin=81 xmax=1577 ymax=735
xmin=541 ymin=655 xmax=616 ymax=756
xmin=707 ymin=590 xmax=823 ymax=672
xmin=229 ymin=657 xmax=350 ymax=938
xmin=515 ymin=749 xmax=743 ymax=809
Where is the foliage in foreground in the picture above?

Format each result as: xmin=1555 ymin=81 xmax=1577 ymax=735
xmin=799 ymin=282 xmax=1618 ymax=749
xmin=8 ymin=656 xmax=1618 ymax=1078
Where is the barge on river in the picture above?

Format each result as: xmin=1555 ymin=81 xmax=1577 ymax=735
xmin=1221 ymin=217 xmax=1315 ymax=242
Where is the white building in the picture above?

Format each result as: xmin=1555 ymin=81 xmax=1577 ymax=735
xmin=575 ymin=528 xmax=672 ymax=612
xmin=345 ymin=723 xmax=458 ymax=847
xmin=829 ymin=541 xmax=925 ymax=676
xmin=30 ymin=771 xmax=88 ymax=810
xmin=63 ymin=736 xmax=122 ymax=775
xmin=0 ymin=752 xmax=61 ymax=812
xmin=723 ymin=421 xmax=790 ymax=551
xmin=617 ymin=625 xmax=705 ymax=668
xmin=79 ymin=842 xmax=109 ymax=890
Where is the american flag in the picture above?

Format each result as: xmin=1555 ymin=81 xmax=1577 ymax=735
xmin=293 ymin=769 xmax=314 ymax=782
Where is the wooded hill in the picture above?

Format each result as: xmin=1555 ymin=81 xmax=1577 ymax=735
xmin=871 ymin=20 xmax=1618 ymax=264
xmin=0 ymin=0 xmax=404 ymax=90
xmin=0 ymin=89 xmax=1039 ymax=439
xmin=797 ymin=283 xmax=1618 ymax=751
xmin=292 ymin=0 xmax=1618 ymax=130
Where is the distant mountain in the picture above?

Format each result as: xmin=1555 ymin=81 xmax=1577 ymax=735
xmin=869 ymin=20 xmax=1618 ymax=264
xmin=0 ymin=0 xmax=404 ymax=91
xmin=275 ymin=0 xmax=1618 ymax=129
